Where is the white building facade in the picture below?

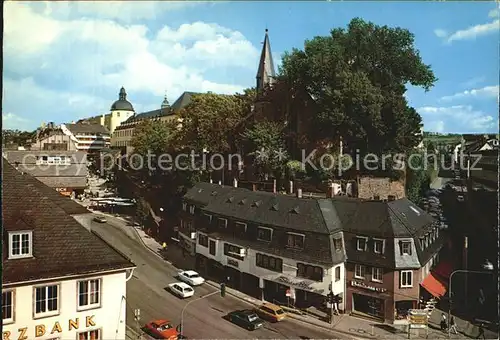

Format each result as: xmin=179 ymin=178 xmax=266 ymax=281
xmin=2 ymin=271 xmax=131 ymax=340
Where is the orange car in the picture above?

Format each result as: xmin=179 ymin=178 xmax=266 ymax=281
xmin=143 ymin=319 xmax=179 ymax=340
xmin=254 ymin=302 xmax=287 ymax=322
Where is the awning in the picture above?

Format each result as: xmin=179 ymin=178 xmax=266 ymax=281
xmin=432 ymin=261 xmax=453 ymax=279
xmin=421 ymin=273 xmax=447 ymax=298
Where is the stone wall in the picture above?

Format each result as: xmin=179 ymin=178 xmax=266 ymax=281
xmin=357 ymin=176 xmax=406 ymax=200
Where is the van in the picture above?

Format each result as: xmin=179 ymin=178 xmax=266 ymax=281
xmin=255 ymin=303 xmax=286 ymax=322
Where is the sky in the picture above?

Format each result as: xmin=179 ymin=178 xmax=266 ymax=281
xmin=3 ymin=1 xmax=499 ymax=134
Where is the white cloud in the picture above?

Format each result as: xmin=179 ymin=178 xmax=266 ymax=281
xmin=433 ymin=29 xmax=448 ymax=38
xmin=2 ymin=113 xmax=34 ymax=131
xmin=444 ymin=19 xmax=500 ymax=43
xmin=440 ymin=85 xmax=499 ymax=101
xmin=418 ymin=105 xmax=497 ymax=132
xmin=425 ymin=120 xmax=445 ymax=133
xmin=3 ymin=2 xmax=259 ymax=129
xmin=488 ymin=8 xmax=499 ymax=18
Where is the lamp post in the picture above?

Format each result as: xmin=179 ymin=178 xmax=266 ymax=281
xmin=448 ymin=261 xmax=494 ymax=339
xmin=179 ymin=290 xmax=220 ymax=336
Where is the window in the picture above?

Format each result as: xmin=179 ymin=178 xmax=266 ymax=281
xmin=373 ymin=239 xmax=384 ymax=254
xmin=34 ymin=285 xmax=59 ymax=317
xmin=335 ymin=266 xmax=341 ymax=282
xmin=356 ymin=237 xmax=367 ymax=251
xmin=209 ymin=240 xmax=216 ymax=256
xmin=224 ymin=243 xmax=244 ymax=260
xmin=257 ymin=227 xmax=273 ymax=242
xmin=9 ymin=231 xmax=33 ymax=259
xmin=78 ymin=329 xmax=101 ymax=340
xmin=286 ymin=233 xmax=304 ymax=249
xmin=218 ymin=218 xmax=228 ymax=229
xmin=78 ymin=279 xmax=101 ymax=309
xmin=182 ymin=202 xmax=187 ymax=211
xmin=372 ymin=267 xmax=383 ymax=282
xmin=256 ymin=253 xmax=283 ymax=272
xmin=400 ymin=270 xmax=413 ymax=288
xmin=333 ymin=238 xmax=343 ymax=252
xmin=400 ymin=241 xmax=412 ymax=255
xmin=203 ymin=213 xmax=212 ymax=223
xmin=2 ymin=291 xmax=14 ymax=323
xmin=198 ymin=234 xmax=208 ymax=247
xmin=189 ymin=205 xmax=195 ymax=214
xmin=354 ymin=264 xmax=365 ymax=279
xmin=235 ymin=222 xmax=247 ymax=235
xmin=297 ymin=263 xmax=323 ymax=281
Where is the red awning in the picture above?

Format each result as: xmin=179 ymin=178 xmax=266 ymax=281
xmin=432 ymin=261 xmax=453 ymax=279
xmin=421 ymin=273 xmax=447 ymax=298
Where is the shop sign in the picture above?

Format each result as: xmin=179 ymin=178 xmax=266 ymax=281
xmin=408 ymin=309 xmax=429 ymax=329
xmin=3 ymin=315 xmax=95 ymax=340
xmin=350 ymin=280 xmax=387 ymax=293
xmin=55 ymin=187 xmax=72 ymax=196
xmin=276 ymin=276 xmax=313 ymax=291
xmin=227 ymin=259 xmax=239 ymax=268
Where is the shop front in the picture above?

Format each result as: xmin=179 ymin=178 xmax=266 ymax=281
xmin=178 ymin=232 xmax=196 ymax=256
xmin=347 ymin=280 xmax=392 ymax=321
xmin=224 ymin=261 xmax=242 ymax=290
xmin=262 ymin=274 xmax=327 ymax=308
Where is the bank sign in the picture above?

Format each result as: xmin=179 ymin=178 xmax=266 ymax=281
xmin=3 ymin=315 xmax=96 ymax=340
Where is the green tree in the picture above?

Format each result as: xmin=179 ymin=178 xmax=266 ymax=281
xmin=174 ymin=90 xmax=255 ymax=154
xmin=278 ymin=18 xmax=437 ymax=156
xmin=241 ymin=120 xmax=288 ymax=178
xmin=131 ymin=120 xmax=172 ymax=156
xmin=406 ymin=153 xmax=432 ymax=204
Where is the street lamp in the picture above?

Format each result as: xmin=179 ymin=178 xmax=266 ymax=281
xmin=448 ymin=261 xmax=495 ymax=339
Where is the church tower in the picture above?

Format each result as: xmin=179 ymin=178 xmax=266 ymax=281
xmin=254 ymin=29 xmax=276 ymax=120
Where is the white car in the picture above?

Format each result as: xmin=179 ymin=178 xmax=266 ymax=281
xmin=178 ymin=270 xmax=205 ymax=286
xmin=457 ymin=195 xmax=465 ymax=202
xmin=168 ymin=282 xmax=194 ymax=298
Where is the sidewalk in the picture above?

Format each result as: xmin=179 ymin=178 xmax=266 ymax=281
xmin=95 ymin=210 xmax=497 ymax=340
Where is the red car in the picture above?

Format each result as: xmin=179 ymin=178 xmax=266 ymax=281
xmin=143 ymin=319 xmax=179 ymax=340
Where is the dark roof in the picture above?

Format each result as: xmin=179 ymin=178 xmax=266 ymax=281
xmin=171 ymin=92 xmax=200 ymax=112
xmin=65 ymin=123 xmax=110 ymax=135
xmin=2 ymin=161 xmax=135 ymax=284
xmin=3 ymin=150 xmax=88 ymax=164
xmin=111 ymin=87 xmax=134 ymax=111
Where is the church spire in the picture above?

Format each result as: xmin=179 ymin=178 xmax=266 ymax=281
xmin=256 ymin=28 xmax=276 ymax=91
xmin=119 ymin=86 xmax=127 ymax=101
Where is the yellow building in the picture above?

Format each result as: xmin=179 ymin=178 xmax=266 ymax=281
xmin=78 ymin=87 xmax=135 ymax=135
xmin=112 ymin=91 xmax=197 ymax=154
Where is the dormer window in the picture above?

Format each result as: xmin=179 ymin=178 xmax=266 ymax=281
xmin=9 ymin=231 xmax=33 ymax=259
xmin=189 ymin=205 xmax=195 ymax=214
xmin=218 ymin=218 xmax=227 ymax=229
xmin=400 ymin=241 xmax=412 ymax=255
xmin=257 ymin=227 xmax=273 ymax=242
xmin=356 ymin=237 xmax=368 ymax=251
xmin=373 ymin=239 xmax=385 ymax=254
xmin=286 ymin=232 xmax=305 ymax=250
xmin=182 ymin=202 xmax=187 ymax=211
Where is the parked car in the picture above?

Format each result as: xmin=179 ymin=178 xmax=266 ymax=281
xmin=254 ymin=302 xmax=287 ymax=322
xmin=227 ymin=310 xmax=264 ymax=331
xmin=168 ymin=282 xmax=194 ymax=299
xmin=93 ymin=216 xmax=107 ymax=223
xmin=143 ymin=319 xmax=179 ymax=340
xmin=178 ymin=270 xmax=205 ymax=286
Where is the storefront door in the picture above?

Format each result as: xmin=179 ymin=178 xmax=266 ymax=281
xmin=352 ymin=293 xmax=384 ymax=319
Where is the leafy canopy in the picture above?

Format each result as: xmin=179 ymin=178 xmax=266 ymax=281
xmin=131 ymin=120 xmax=172 ymax=156
xmin=279 ymin=18 xmax=436 ymax=155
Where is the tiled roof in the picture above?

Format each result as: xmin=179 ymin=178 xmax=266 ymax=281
xmin=3 ymin=150 xmax=88 ymax=164
xmin=2 ymin=161 xmax=135 ymax=284
xmin=35 ymin=176 xmax=87 ymax=189
xmin=65 ymin=123 xmax=110 ymax=135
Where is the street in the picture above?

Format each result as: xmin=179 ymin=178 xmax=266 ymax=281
xmin=88 ymin=214 xmax=350 ymax=339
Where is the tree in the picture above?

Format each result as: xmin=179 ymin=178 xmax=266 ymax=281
xmin=406 ymin=153 xmax=432 ymax=204
xmin=241 ymin=120 xmax=288 ymax=179
xmin=135 ymin=197 xmax=150 ymax=225
xmin=278 ymin=18 xmax=437 ymax=157
xmin=131 ymin=120 xmax=172 ymax=156
xmin=173 ymin=90 xmax=255 ymax=154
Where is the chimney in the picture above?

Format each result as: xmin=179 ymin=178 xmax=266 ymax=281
xmin=233 ymin=178 xmax=238 ymax=188
xmin=273 ymin=179 xmax=277 ymax=194
xmin=289 ymin=180 xmax=294 ymax=194
xmin=252 ymin=183 xmax=257 ymax=192
xmin=297 ymin=188 xmax=302 ymax=198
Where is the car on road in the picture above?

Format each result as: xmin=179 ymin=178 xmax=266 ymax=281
xmin=168 ymin=282 xmax=194 ymax=299
xmin=143 ymin=319 xmax=180 ymax=340
xmin=254 ymin=302 xmax=287 ymax=322
xmin=178 ymin=270 xmax=205 ymax=286
xmin=227 ymin=310 xmax=264 ymax=331
xmin=93 ymin=216 xmax=107 ymax=223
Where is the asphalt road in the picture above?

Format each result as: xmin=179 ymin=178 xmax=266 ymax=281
xmin=89 ymin=215 xmax=348 ymax=339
